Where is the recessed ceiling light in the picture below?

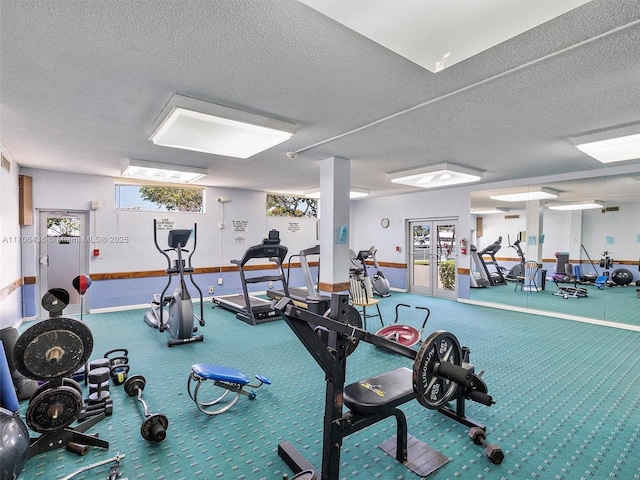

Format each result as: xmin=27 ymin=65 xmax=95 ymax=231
xmin=121 ymin=159 xmax=207 ymax=183
xmin=490 ymin=187 xmax=559 ymax=202
xmin=150 ymin=94 xmax=296 ymax=159
xmin=571 ymin=123 xmax=640 ymax=163
xmin=547 ymin=200 xmax=604 ymax=211
xmin=390 ymin=163 xmax=483 ymax=189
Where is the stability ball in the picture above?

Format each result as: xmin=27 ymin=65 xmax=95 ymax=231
xmin=610 ymin=268 xmax=633 ymax=286
xmin=0 ymin=407 xmax=29 ymax=480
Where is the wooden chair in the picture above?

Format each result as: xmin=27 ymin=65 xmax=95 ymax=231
xmin=515 ymin=261 xmax=540 ymax=292
xmin=349 ymin=276 xmax=383 ymax=330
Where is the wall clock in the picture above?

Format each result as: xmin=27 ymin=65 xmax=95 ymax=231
xmin=381 ymin=218 xmax=390 ymax=228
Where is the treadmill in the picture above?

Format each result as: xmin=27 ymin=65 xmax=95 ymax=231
xmin=213 ymin=230 xmax=289 ymax=325
xmin=477 ymin=237 xmax=507 ymax=286
xmin=267 ymin=245 xmax=331 ymax=314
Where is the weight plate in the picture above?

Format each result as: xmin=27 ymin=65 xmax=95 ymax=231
xmin=13 ymin=317 xmax=93 ymax=380
xmin=26 ymin=385 xmax=82 ymax=433
xmin=41 ymin=288 xmax=70 ymax=314
xmin=124 ymin=374 xmax=146 ymax=396
xmin=141 ymin=414 xmax=168 ymax=442
xmin=413 ymin=330 xmax=462 ymax=409
xmin=376 ymin=325 xmax=421 ymax=347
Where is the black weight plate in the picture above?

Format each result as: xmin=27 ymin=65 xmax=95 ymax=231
xmin=26 ymin=385 xmax=82 ymax=433
xmin=41 ymin=288 xmax=70 ymax=314
xmin=13 ymin=317 xmax=93 ymax=380
xmin=141 ymin=414 xmax=168 ymax=442
xmin=124 ymin=374 xmax=146 ymax=396
xmin=413 ymin=330 xmax=462 ymax=409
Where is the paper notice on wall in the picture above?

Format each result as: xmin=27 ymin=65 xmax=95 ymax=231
xmin=156 ymin=218 xmax=175 ymax=231
xmin=287 ymin=222 xmax=301 ymax=234
xmin=233 ymin=220 xmax=248 ymax=232
xmin=606 ymin=236 xmax=615 ymax=245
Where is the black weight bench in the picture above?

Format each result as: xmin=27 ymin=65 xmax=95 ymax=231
xmin=341 ymin=367 xmax=449 ymax=477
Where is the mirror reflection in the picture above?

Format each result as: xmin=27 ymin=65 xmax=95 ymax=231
xmin=469 ymin=175 xmax=640 ymax=326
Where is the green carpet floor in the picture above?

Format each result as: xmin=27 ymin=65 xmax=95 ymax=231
xmin=16 ymin=292 xmax=640 ymax=479
xmin=468 ymin=281 xmax=640 ymax=327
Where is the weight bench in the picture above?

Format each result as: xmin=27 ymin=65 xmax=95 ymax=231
xmin=187 ymin=363 xmax=270 ymax=415
xmin=342 ymin=367 xmax=449 ymax=476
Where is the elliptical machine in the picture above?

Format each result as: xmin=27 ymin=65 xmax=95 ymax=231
xmin=144 ymin=220 xmax=205 ymax=347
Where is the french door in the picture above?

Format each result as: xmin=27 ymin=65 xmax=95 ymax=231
xmin=408 ymin=219 xmax=458 ymax=299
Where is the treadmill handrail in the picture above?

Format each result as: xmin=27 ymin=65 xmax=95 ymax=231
xmin=232 ymin=243 xmax=288 ymax=266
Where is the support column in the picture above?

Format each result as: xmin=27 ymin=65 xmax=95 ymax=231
xmin=525 ymin=200 xmax=543 ymax=262
xmin=568 ymin=210 xmax=583 ymax=265
xmin=318 ymin=156 xmax=351 ymax=293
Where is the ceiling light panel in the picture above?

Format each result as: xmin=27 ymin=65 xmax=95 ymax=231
xmin=390 ymin=163 xmax=482 ymax=189
xmin=490 ymin=187 xmax=559 ymax=202
xmin=305 ymin=188 xmax=369 ymax=199
xmin=471 ymin=208 xmax=510 ymax=214
xmin=547 ymin=200 xmax=604 ymax=211
xmin=122 ymin=159 xmax=207 ymax=183
xmin=150 ymin=94 xmax=296 ymax=159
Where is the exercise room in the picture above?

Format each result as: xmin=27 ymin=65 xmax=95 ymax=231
xmin=1 ymin=2 xmax=639 ymax=480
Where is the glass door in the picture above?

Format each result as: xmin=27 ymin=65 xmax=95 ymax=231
xmin=409 ymin=219 xmax=458 ymax=299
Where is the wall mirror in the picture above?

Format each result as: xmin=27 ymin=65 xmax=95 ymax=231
xmin=469 ymin=174 xmax=640 ymax=326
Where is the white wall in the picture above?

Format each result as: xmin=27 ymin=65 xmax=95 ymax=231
xmin=351 ymin=185 xmax=473 ymax=296
xmin=0 ymin=147 xmax=23 ymax=327
xmin=17 ymin=169 xmax=319 ymax=300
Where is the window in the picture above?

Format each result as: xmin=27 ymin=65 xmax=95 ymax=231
xmin=115 ymin=183 xmax=205 ymax=213
xmin=266 ymin=194 xmax=317 ymax=218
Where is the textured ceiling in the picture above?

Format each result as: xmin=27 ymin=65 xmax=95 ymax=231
xmin=1 ymin=0 xmax=640 ymax=202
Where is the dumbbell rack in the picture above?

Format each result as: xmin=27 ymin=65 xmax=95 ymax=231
xmin=13 ymin=316 xmax=109 ymax=457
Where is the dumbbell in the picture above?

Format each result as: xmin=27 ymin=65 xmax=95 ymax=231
xmin=123 ymin=374 xmax=168 ymax=442
xmin=77 ymin=398 xmax=114 ymax=421
xmin=468 ymin=426 xmax=504 ymax=465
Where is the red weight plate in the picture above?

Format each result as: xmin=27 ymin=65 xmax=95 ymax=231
xmin=376 ymin=325 xmax=421 ymax=347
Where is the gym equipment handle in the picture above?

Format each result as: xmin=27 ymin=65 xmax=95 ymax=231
xmin=436 ymin=360 xmax=494 ymax=406
xmin=469 ymin=389 xmax=494 ymax=406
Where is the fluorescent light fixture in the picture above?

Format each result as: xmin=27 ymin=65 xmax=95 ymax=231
xmin=305 ymin=188 xmax=370 ymax=199
xmin=571 ymin=123 xmax=640 ymax=163
xmin=121 ymin=159 xmax=207 ymax=183
xmin=547 ymin=200 xmax=604 ymax=211
xmin=390 ymin=163 xmax=483 ymax=189
xmin=490 ymin=187 xmax=559 ymax=202
xmin=471 ymin=208 xmax=510 ymax=215
xmin=150 ymin=94 xmax=296 ymax=159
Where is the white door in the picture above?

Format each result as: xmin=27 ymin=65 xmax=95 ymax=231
xmin=408 ymin=219 xmax=458 ymax=299
xmin=37 ymin=211 xmax=89 ymax=318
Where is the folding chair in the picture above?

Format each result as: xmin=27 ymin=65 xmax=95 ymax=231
xmin=515 ymin=261 xmax=540 ymax=292
xmin=349 ymin=276 xmax=383 ymax=330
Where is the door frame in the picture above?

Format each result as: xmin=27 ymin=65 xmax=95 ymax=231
xmin=37 ymin=209 xmax=90 ymax=318
xmin=407 ymin=217 xmax=458 ymax=300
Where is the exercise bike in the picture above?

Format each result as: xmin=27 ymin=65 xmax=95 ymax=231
xmin=505 ymin=234 xmax=525 ymax=281
xmin=350 ymin=247 xmax=391 ymax=297
xmin=144 ymin=220 xmax=205 ymax=347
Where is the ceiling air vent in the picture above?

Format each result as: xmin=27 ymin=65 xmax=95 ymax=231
xmin=601 ymin=206 xmax=619 ymax=213
xmin=504 ymin=214 xmax=520 ymax=219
